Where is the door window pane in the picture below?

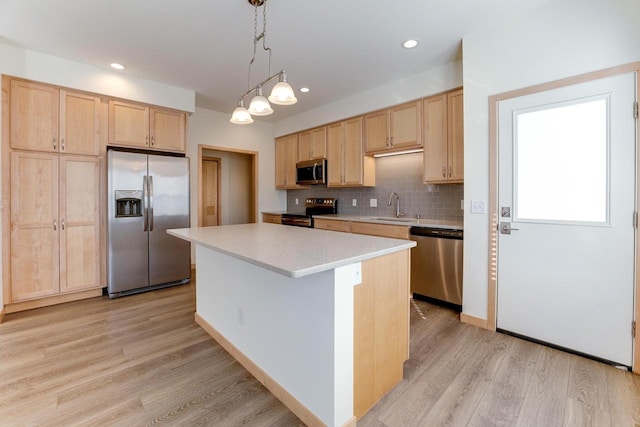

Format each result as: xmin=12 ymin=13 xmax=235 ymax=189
xmin=514 ymin=97 xmax=609 ymax=224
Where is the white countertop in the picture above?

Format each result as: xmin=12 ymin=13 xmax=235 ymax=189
xmin=313 ymin=214 xmax=464 ymax=230
xmin=168 ymin=223 xmax=415 ymax=278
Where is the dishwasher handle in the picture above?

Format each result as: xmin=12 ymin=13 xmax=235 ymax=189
xmin=410 ymin=226 xmax=463 ymax=240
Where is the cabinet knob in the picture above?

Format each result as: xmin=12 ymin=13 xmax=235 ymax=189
xmin=151 ymin=136 xmax=155 ymax=146
xmin=442 ymin=166 xmax=446 ymax=178
xmin=448 ymin=166 xmax=452 ymax=177
xmin=146 ymin=135 xmax=149 ymax=146
xmin=390 ymin=136 xmax=394 ymax=146
xmin=61 ymin=219 xmax=65 ymax=230
xmin=61 ymin=138 xmax=65 ymax=151
xmin=53 ymin=137 xmax=57 ymax=150
xmin=53 ymin=219 xmax=57 ymax=231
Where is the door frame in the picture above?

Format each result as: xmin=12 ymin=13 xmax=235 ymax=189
xmin=201 ymin=156 xmax=221 ymax=226
xmin=197 ymin=144 xmax=258 ymax=227
xmin=487 ymin=61 xmax=640 ymax=373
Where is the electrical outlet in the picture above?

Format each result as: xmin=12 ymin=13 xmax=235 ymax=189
xmin=470 ymin=200 xmax=486 ymax=214
xmin=295 ymin=198 xmax=299 ymax=205
xmin=352 ymin=199 xmax=357 ymax=207
xmin=461 ymin=199 xmax=464 ymax=210
xmin=370 ymin=198 xmax=377 ymax=207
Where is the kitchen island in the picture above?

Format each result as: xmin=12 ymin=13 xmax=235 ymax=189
xmin=168 ymin=223 xmax=415 ymax=427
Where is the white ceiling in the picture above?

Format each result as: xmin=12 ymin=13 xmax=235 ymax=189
xmin=0 ymin=0 xmax=554 ymax=121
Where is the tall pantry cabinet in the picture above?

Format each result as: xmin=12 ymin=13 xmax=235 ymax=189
xmin=3 ymin=77 xmax=102 ymax=310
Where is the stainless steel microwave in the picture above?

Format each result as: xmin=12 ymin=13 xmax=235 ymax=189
xmin=296 ymin=159 xmax=327 ymax=185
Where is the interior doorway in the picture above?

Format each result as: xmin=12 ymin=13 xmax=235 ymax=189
xmin=201 ymin=157 xmax=220 ymax=226
xmin=197 ymin=145 xmax=258 ymax=227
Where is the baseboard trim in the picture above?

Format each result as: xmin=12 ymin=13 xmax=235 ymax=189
xmin=460 ymin=312 xmax=488 ymax=329
xmin=5 ymin=288 xmax=103 ymax=314
xmin=195 ymin=312 xmax=328 ymax=427
xmin=342 ymin=416 xmax=357 ymax=427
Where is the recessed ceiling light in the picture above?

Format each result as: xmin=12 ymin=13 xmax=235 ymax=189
xmin=300 ymin=87 xmax=310 ymax=93
xmin=110 ymin=63 xmax=125 ymax=70
xmin=402 ymin=39 xmax=418 ymax=49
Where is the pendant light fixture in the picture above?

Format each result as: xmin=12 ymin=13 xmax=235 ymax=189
xmin=230 ymin=0 xmax=297 ymax=124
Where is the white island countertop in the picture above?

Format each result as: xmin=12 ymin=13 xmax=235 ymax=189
xmin=168 ymin=223 xmax=415 ymax=278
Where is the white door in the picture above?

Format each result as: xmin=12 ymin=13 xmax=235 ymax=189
xmin=497 ymin=72 xmax=636 ymax=367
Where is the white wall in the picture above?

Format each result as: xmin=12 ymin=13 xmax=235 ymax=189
xmin=275 ymin=60 xmax=462 ymax=137
xmin=0 ymin=42 xmax=195 ymax=112
xmin=462 ymin=0 xmax=640 ymax=320
xmin=187 ymin=107 xmax=285 ymax=228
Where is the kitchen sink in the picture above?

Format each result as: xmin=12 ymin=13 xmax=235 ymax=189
xmin=368 ymin=217 xmax=418 ymax=223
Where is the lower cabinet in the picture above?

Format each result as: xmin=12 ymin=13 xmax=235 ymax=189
xmin=10 ymin=152 xmax=100 ymax=302
xmin=314 ymin=218 xmax=409 ymax=239
xmin=351 ymin=222 xmax=409 ymax=239
xmin=261 ymin=213 xmax=282 ymax=224
xmin=314 ymin=218 xmax=351 ymax=232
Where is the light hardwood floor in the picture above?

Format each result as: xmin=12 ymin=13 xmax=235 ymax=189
xmin=1 ymin=282 xmax=639 ymax=426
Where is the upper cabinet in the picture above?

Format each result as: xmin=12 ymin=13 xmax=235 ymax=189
xmin=423 ymin=89 xmax=463 ymax=184
xmin=10 ymin=80 xmax=101 ymax=156
xmin=298 ymin=126 xmax=327 ymax=162
xmin=109 ymin=100 xmax=186 ymax=153
xmin=364 ymin=100 xmax=422 ymax=155
xmin=327 ymin=117 xmax=375 ymax=187
xmin=275 ymin=134 xmax=305 ymax=189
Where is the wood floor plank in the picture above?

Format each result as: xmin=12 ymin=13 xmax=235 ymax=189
xmin=606 ymin=365 xmax=640 ymax=426
xmin=1 ymin=284 xmax=639 ymax=426
xmin=467 ymin=337 xmax=541 ymax=427
xmin=515 ymin=346 xmax=572 ymax=427
xmin=419 ymin=330 xmax=512 ymax=426
xmin=562 ymin=355 xmax=613 ymax=426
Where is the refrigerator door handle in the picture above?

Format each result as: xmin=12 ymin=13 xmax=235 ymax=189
xmin=143 ymin=175 xmax=149 ymax=231
xmin=149 ymin=175 xmax=154 ymax=231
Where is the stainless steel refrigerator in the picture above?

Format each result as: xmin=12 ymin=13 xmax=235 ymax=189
xmin=107 ymin=149 xmax=191 ymax=298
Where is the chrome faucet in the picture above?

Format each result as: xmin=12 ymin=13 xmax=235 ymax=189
xmin=387 ymin=192 xmax=404 ymax=218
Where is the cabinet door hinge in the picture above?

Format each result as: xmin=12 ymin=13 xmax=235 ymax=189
xmin=634 ymin=101 xmax=638 ymax=119
xmin=634 ymin=211 xmax=638 ymax=228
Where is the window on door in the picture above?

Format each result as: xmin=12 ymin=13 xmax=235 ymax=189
xmin=513 ymin=96 xmax=610 ymax=224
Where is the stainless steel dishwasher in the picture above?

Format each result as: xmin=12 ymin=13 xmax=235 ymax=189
xmin=410 ymin=227 xmax=463 ymax=311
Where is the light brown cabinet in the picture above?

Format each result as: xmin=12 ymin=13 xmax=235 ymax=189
xmin=262 ymin=213 xmax=282 ymax=224
xmin=314 ymin=218 xmax=410 ymax=240
xmin=10 ymin=152 xmax=100 ymax=302
xmin=423 ymin=89 xmax=463 ymax=184
xmin=298 ymin=126 xmax=327 ymax=162
xmin=109 ymin=100 xmax=186 ymax=152
xmin=327 ymin=117 xmax=375 ymax=187
xmin=364 ymin=100 xmax=422 ymax=154
xmin=275 ymin=134 xmax=304 ymax=189
xmin=10 ymin=80 xmax=101 ymax=155
xmin=351 ymin=221 xmax=410 ymax=240
xmin=314 ymin=218 xmax=351 ymax=232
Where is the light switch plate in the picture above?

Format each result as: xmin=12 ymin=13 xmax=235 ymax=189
xmin=295 ymin=198 xmax=299 ymax=205
xmin=370 ymin=198 xmax=377 ymax=207
xmin=470 ymin=200 xmax=486 ymax=214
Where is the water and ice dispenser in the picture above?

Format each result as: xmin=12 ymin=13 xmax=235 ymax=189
xmin=115 ymin=190 xmax=143 ymax=217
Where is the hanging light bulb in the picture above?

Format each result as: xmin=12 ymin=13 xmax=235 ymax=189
xmin=230 ymin=0 xmax=297 ymax=124
xmin=230 ymin=99 xmax=254 ymax=124
xmin=268 ymin=71 xmax=297 ymax=105
xmin=248 ymin=86 xmax=273 ymax=116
